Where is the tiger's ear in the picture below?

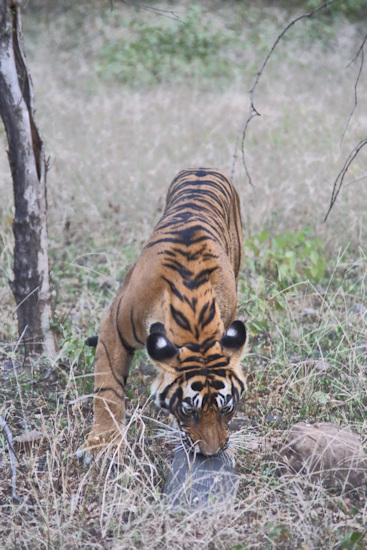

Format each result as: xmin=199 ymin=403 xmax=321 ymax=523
xmin=220 ymin=320 xmax=247 ymax=358
xmin=146 ymin=332 xmax=179 ymax=365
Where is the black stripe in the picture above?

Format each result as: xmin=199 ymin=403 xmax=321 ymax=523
xmin=156 ymin=209 xmax=193 ymax=227
xmin=183 ymin=266 xmax=218 ymax=290
xmin=157 ymin=212 xmax=222 ymax=232
xmin=169 ymin=385 xmax=183 ymax=411
xmin=147 ymin=232 xmax=217 ymax=250
xmin=168 ymin=188 xmax=230 ymax=213
xmin=159 ymin=383 xmax=172 ymax=404
xmin=202 ymin=393 xmax=209 ymax=407
xmin=100 ymin=339 xmax=125 ymax=389
xmin=179 ymin=354 xmax=202 ymax=365
xmin=162 ymin=262 xmax=217 ymax=291
xmin=178 ymin=367 xmax=228 ymax=378
xmin=209 ymin=368 xmax=227 ymax=378
xmin=116 ymin=297 xmax=135 ymax=355
xmin=166 ymin=214 xmax=225 ymax=240
xmin=154 ymin=225 xmax=223 ymax=250
xmin=172 ymin=246 xmax=206 ymax=261
xmin=162 ymin=276 xmax=184 ymax=302
xmin=169 ymin=184 xmax=229 ymax=206
xmin=170 ymin=305 xmax=191 ymax=332
xmin=162 ymin=258 xmax=193 ymax=279
xmin=202 ymin=252 xmax=219 ymax=260
xmin=232 ymin=385 xmax=240 ymax=401
xmin=157 ymin=249 xmax=176 ymax=257
xmin=206 ymin=353 xmax=228 ymax=363
xmin=169 ymin=176 xmax=232 ymax=203
xmin=169 ymin=195 xmax=225 ymax=217
xmin=207 ymin=361 xmax=230 ymax=369
xmin=235 ymin=377 xmax=245 ymax=394
xmin=198 ymin=302 xmax=208 ymax=326
xmin=182 ymin=342 xmax=201 ymax=352
xmin=231 ymin=191 xmax=242 ymax=277
xmin=130 ymin=308 xmax=144 ymax=345
xmin=198 ymin=299 xmax=216 ymax=329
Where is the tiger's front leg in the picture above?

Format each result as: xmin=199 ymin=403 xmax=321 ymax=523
xmin=86 ymin=309 xmax=134 ymax=452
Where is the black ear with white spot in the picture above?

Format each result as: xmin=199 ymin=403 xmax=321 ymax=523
xmin=146 ymin=332 xmax=179 ymax=363
xmin=221 ymin=320 xmax=247 ymax=351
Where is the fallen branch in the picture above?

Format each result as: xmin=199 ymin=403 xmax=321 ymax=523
xmin=0 ymin=415 xmax=21 ymax=503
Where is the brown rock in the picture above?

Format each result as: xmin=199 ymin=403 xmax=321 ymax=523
xmin=279 ymin=422 xmax=367 ymax=488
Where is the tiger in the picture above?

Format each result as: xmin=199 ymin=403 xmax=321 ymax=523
xmin=87 ymin=168 xmax=247 ymax=457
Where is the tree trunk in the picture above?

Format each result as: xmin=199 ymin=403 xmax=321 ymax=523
xmin=0 ymin=1 xmax=55 ymax=357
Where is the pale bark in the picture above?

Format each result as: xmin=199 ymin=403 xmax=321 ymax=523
xmin=0 ymin=1 xmax=55 ymax=356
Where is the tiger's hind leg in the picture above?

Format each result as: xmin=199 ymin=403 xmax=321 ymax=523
xmin=86 ymin=309 xmax=134 ymax=453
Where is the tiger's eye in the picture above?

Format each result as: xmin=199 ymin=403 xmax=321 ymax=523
xmin=181 ymin=403 xmax=194 ymax=415
xmin=221 ymin=402 xmax=234 ymax=414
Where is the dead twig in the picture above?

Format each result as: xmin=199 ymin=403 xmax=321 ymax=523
xmin=324 ymin=137 xmax=367 ymax=222
xmin=323 ymin=32 xmax=367 ymax=220
xmin=341 ymin=33 xmax=367 ymax=144
xmin=232 ymin=0 xmax=339 ymax=183
xmin=115 ymin=1 xmax=180 ymax=21
xmin=0 ymin=415 xmax=21 ymax=503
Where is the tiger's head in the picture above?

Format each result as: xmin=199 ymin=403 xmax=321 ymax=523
xmin=147 ymin=320 xmax=247 ymax=456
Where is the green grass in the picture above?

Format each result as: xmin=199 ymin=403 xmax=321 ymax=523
xmin=0 ymin=1 xmax=367 ymax=548
xmin=96 ymin=5 xmax=235 ymax=87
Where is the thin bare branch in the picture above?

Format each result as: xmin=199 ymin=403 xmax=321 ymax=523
xmin=341 ymin=33 xmax=367 ymax=143
xmin=324 ymin=137 xmax=367 ymax=221
xmin=343 ymin=174 xmax=367 ymax=188
xmin=232 ymin=0 xmax=339 ymax=183
xmin=117 ymin=1 xmax=181 ymax=21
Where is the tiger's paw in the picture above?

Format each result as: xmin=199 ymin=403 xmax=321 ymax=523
xmin=76 ymin=429 xmax=126 ymax=465
xmin=75 ymin=445 xmax=94 ymax=466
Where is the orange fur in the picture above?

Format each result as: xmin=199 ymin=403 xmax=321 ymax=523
xmin=87 ymin=168 xmax=247 ymax=455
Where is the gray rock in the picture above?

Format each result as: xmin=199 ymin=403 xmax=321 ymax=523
xmin=266 ymin=412 xmax=282 ymax=425
xmin=350 ymin=303 xmax=367 ymax=316
xmin=164 ymin=449 xmax=239 ymax=510
xmin=139 ymin=362 xmax=156 ymax=376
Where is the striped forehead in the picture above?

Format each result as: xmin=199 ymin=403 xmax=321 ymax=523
xmin=183 ymin=377 xmax=232 ymax=407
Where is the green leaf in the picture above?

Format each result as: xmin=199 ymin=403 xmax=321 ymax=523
xmin=310 ymin=249 xmax=319 ymax=265
xmin=313 ymin=391 xmax=329 ymax=405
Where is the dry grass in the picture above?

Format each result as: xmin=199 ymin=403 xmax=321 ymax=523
xmin=0 ymin=1 xmax=366 ymax=548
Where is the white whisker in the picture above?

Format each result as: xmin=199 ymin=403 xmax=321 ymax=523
xmin=141 ymin=415 xmax=179 ymax=432
xmin=152 ymin=429 xmax=181 ymax=440
xmin=230 ymin=426 xmax=259 ymax=437
xmin=227 ymin=444 xmax=240 ymax=457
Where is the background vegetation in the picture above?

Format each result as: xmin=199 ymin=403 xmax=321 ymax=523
xmin=0 ymin=1 xmax=366 ymax=548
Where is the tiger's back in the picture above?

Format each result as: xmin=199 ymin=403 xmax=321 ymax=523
xmin=158 ymin=167 xmax=242 ymax=282
xmin=132 ymin=168 xmax=243 ymax=344
xmin=88 ymin=168 xmax=247 ymax=456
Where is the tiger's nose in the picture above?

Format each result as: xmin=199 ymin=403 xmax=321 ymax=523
xmin=198 ymin=438 xmax=222 ymax=456
xmin=199 ymin=447 xmax=220 ymax=457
